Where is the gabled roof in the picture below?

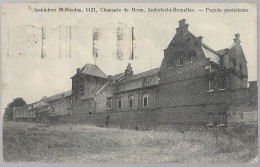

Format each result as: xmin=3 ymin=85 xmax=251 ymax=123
xmin=111 ymin=72 xmax=125 ymax=81
xmin=121 ymin=68 xmax=160 ymax=83
xmin=31 ymin=100 xmax=49 ymax=109
xmin=115 ymin=68 xmax=160 ymax=92
xmin=72 ymin=63 xmax=107 ymax=79
xmin=42 ymin=90 xmax=72 ymax=103
xmin=216 ymin=49 xmax=226 ymax=56
xmin=217 ymin=42 xmax=239 ymax=56
xmin=185 ymin=30 xmax=221 ymax=64
xmin=202 ymin=45 xmax=220 ymax=64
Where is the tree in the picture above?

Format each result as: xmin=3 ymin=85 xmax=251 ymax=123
xmin=4 ymin=98 xmax=27 ymax=120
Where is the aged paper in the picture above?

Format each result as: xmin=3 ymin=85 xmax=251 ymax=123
xmin=2 ymin=3 xmax=258 ymax=163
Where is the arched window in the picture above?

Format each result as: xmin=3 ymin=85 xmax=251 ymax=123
xmin=232 ymin=59 xmax=236 ymax=69
xmin=178 ymin=52 xmax=184 ymax=66
xmin=239 ymin=64 xmax=242 ymax=72
xmin=188 ymin=51 xmax=196 ymax=63
xmin=167 ymin=60 xmax=172 ymax=69
xmin=142 ymin=93 xmax=148 ymax=108
xmin=118 ymin=98 xmax=122 ymax=109
xmin=106 ymin=97 xmax=112 ymax=109
xmin=219 ymin=78 xmax=227 ymax=90
xmin=128 ymin=95 xmax=134 ymax=109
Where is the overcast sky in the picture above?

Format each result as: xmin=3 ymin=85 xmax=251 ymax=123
xmin=2 ymin=3 xmax=257 ymax=111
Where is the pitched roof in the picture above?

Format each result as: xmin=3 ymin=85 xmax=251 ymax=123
xmin=111 ymin=72 xmax=125 ymax=81
xmin=217 ymin=42 xmax=239 ymax=56
xmin=82 ymin=86 xmax=104 ymax=100
xmin=121 ymin=68 xmax=160 ymax=83
xmin=80 ymin=64 xmax=107 ymax=79
xmin=216 ymin=49 xmax=226 ymax=56
xmin=42 ymin=90 xmax=72 ymax=103
xmin=184 ymin=30 xmax=221 ymax=64
xmin=202 ymin=45 xmax=220 ymax=64
xmin=115 ymin=68 xmax=160 ymax=92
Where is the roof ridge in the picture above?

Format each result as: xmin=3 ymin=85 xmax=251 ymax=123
xmin=186 ymin=29 xmax=220 ymax=56
xmin=132 ymin=67 xmax=160 ymax=76
xmin=94 ymin=64 xmax=107 ymax=78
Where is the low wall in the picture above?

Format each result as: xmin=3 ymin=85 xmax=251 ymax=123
xmin=59 ymin=101 xmax=257 ymax=129
xmin=59 ymin=105 xmax=209 ymax=129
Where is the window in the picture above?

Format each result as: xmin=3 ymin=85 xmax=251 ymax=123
xmin=208 ymin=80 xmax=214 ymax=92
xmin=178 ymin=52 xmax=184 ymax=66
xmin=239 ymin=64 xmax=242 ymax=72
xmin=189 ymin=51 xmax=196 ymax=63
xmin=219 ymin=78 xmax=226 ymax=90
xmin=106 ymin=97 xmax=112 ymax=109
xmin=190 ymin=55 xmax=194 ymax=63
xmin=205 ymin=65 xmax=212 ymax=73
xmin=178 ymin=57 xmax=184 ymax=66
xmin=128 ymin=95 xmax=134 ymax=108
xmin=219 ymin=114 xmax=225 ymax=125
xmin=167 ymin=61 xmax=172 ymax=69
xmin=142 ymin=94 xmax=148 ymax=108
xmin=118 ymin=98 xmax=122 ymax=109
xmin=232 ymin=59 xmax=236 ymax=69
xmin=208 ymin=113 xmax=214 ymax=125
xmin=156 ymin=94 xmax=159 ymax=106
xmin=220 ymin=56 xmax=224 ymax=66
xmin=144 ymin=79 xmax=149 ymax=85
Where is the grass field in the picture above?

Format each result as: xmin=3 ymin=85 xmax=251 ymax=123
xmin=2 ymin=121 xmax=258 ymax=163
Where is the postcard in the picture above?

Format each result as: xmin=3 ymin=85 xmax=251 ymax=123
xmin=2 ymin=3 xmax=258 ymax=163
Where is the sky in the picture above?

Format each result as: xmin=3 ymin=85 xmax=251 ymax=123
xmin=2 ymin=3 xmax=257 ymax=111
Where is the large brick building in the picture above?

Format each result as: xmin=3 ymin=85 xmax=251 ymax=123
xmin=70 ymin=19 xmax=256 ymax=126
xmin=13 ymin=19 xmax=257 ymax=127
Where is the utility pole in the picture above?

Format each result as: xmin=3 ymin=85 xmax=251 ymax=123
xmin=93 ymin=28 xmax=99 ymax=65
xmin=59 ymin=26 xmax=61 ymax=58
xmin=69 ymin=26 xmax=72 ymax=58
xmin=41 ymin=26 xmax=46 ymax=59
xmin=93 ymin=29 xmax=95 ymax=65
xmin=131 ymin=27 xmax=134 ymax=60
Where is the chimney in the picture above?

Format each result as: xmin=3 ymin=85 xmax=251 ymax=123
xmin=178 ymin=19 xmax=186 ymax=27
xmin=196 ymin=36 xmax=203 ymax=46
xmin=77 ymin=68 xmax=81 ymax=74
xmin=125 ymin=63 xmax=133 ymax=76
xmin=184 ymin=24 xmax=189 ymax=30
xmin=107 ymin=75 xmax=112 ymax=83
xmin=233 ymin=33 xmax=241 ymax=43
xmin=249 ymin=81 xmax=257 ymax=89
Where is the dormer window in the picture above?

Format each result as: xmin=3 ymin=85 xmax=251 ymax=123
xmin=143 ymin=78 xmax=149 ymax=86
xmin=145 ymin=79 xmax=149 ymax=85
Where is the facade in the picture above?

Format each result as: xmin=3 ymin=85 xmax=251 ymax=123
xmin=13 ymin=90 xmax=72 ymax=121
xmin=14 ymin=19 xmax=257 ymax=126
xmin=70 ymin=19 xmax=256 ymax=126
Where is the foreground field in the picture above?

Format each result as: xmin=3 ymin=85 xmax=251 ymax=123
xmin=3 ymin=121 xmax=258 ymax=163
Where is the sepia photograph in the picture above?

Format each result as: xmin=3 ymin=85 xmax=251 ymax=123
xmin=1 ymin=2 xmax=258 ymax=163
